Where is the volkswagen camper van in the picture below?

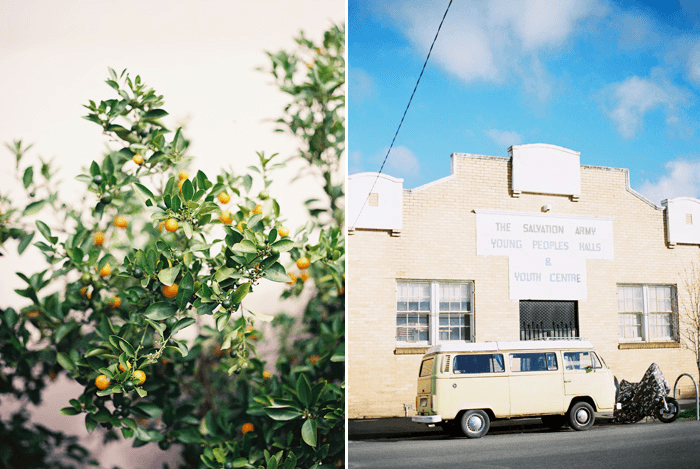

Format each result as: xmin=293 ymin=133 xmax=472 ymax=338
xmin=411 ymin=340 xmax=617 ymax=438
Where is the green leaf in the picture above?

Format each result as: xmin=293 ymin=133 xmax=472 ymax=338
xmin=301 ymin=418 xmax=317 ymax=447
xmin=17 ymin=231 xmax=35 ymax=255
xmin=296 ymin=374 xmax=312 ymax=408
xmin=216 ymin=312 xmax=230 ymax=331
xmin=134 ymin=403 xmax=163 ymax=419
xmin=176 ymin=272 xmax=194 ymax=309
xmin=264 ymin=405 xmax=303 ymax=421
xmin=171 ymin=317 xmax=196 ymax=336
xmin=181 ymin=179 xmax=194 ymax=201
xmin=133 ymin=182 xmax=155 ymax=202
xmin=109 ymin=335 xmax=135 ymax=357
xmin=102 ymin=154 xmax=114 ymax=175
xmin=85 ymin=414 xmax=97 ymax=432
xmin=271 ymin=239 xmax=295 ymax=252
xmin=144 ymin=302 xmax=177 ymax=320
xmin=175 ymin=427 xmax=201 ymax=444
xmin=22 ymin=199 xmax=46 ymax=216
xmin=56 ymin=352 xmax=76 ymax=371
xmin=231 ymin=240 xmax=257 ymax=254
xmin=145 ymin=318 xmax=166 ymax=335
xmin=22 ymin=166 xmax=33 ymax=189
xmin=35 ymin=220 xmax=52 ymax=242
xmin=60 ymin=407 xmax=81 ymax=416
xmin=231 ymin=282 xmax=251 ymax=304
xmin=214 ymin=267 xmax=235 ymax=282
xmin=55 ymin=322 xmax=79 ymax=343
xmin=121 ymin=428 xmax=134 ymax=438
xmin=263 ymin=262 xmax=289 ymax=283
xmin=212 ymin=448 xmax=226 ymax=464
xmin=182 ymin=221 xmax=193 ymax=239
xmin=121 ymin=417 xmax=137 ymax=430
xmin=135 ymin=387 xmax=148 ymax=397
xmin=144 ymin=109 xmax=168 ymax=119
xmin=157 ymin=265 xmax=180 ymax=286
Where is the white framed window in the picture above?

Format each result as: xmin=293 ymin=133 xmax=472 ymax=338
xmin=396 ymin=280 xmax=474 ymax=345
xmin=617 ymin=284 xmax=677 ymax=342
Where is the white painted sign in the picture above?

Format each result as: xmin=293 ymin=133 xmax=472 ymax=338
xmin=476 ymin=211 xmax=614 ymax=300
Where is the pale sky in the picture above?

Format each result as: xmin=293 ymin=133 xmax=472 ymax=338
xmin=0 ymin=1 xmax=344 ymax=466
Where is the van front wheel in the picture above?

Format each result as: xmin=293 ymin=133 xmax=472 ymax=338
xmin=567 ymin=401 xmax=595 ymax=431
xmin=460 ymin=410 xmax=490 ymax=438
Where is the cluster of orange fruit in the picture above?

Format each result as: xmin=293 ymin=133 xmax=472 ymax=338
xmin=94 ymin=364 xmax=146 ymax=392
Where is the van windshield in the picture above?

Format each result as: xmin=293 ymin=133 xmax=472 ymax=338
xmin=453 ymin=354 xmax=504 ymax=374
xmin=419 ymin=358 xmax=434 ymax=377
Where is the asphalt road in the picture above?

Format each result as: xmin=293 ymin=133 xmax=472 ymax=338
xmin=347 ymin=420 xmax=700 ymax=469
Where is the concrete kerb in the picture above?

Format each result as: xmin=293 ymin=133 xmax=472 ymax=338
xmin=348 ymin=399 xmax=697 ymax=440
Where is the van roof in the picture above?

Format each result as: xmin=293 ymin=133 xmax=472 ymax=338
xmin=425 ymin=340 xmax=595 ymax=354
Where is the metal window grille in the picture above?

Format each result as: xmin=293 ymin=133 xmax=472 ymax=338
xmin=519 ymin=300 xmax=578 ymax=340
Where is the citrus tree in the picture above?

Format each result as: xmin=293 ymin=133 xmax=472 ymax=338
xmin=0 ymin=23 xmax=344 ymax=469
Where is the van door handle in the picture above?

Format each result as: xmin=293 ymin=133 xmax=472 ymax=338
xmin=564 ymin=380 xmax=572 ymax=383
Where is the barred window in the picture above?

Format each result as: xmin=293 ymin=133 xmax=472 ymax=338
xmin=396 ymin=281 xmax=474 ymax=345
xmin=617 ymin=285 xmax=677 ymax=342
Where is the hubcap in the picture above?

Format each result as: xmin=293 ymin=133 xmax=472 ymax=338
xmin=576 ymin=408 xmax=590 ymax=424
xmin=467 ymin=415 xmax=483 ymax=432
xmin=661 ymin=404 xmax=677 ymax=419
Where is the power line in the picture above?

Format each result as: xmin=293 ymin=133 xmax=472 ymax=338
xmin=350 ymin=0 xmax=454 ymax=230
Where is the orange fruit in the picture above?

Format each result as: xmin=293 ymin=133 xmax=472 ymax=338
xmin=217 ymin=192 xmax=230 ymax=204
xmin=133 ymin=154 xmax=143 ymax=165
xmin=301 ymin=272 xmax=310 ymax=282
xmin=94 ymin=231 xmax=105 ymax=246
xmin=95 ymin=374 xmax=110 ymax=390
xmin=241 ymin=423 xmax=254 ymax=434
xmin=161 ymin=283 xmax=179 ymax=298
xmin=219 ymin=210 xmax=233 ymax=225
xmin=158 ymin=221 xmax=164 ymax=232
xmin=114 ymin=215 xmax=128 ymax=228
xmin=132 ymin=370 xmax=146 ymax=385
xmin=252 ymin=204 xmax=263 ymax=215
xmin=262 ymin=370 xmax=272 ymax=380
xmin=108 ymin=296 xmax=121 ymax=309
xmin=178 ymin=170 xmax=189 ymax=181
xmin=119 ymin=362 xmax=132 ymax=372
xmin=287 ymin=273 xmax=297 ymax=284
xmin=27 ymin=311 xmax=40 ymax=318
xmin=309 ymin=355 xmax=320 ymax=364
xmin=278 ymin=226 xmax=289 ymax=237
xmin=296 ymin=257 xmax=310 ymax=270
xmin=99 ymin=263 xmax=111 ymax=277
xmin=237 ymin=221 xmax=244 ymax=231
xmin=164 ymin=218 xmax=178 ymax=232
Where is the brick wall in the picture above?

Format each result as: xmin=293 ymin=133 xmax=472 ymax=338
xmin=348 ymin=154 xmax=700 ymax=419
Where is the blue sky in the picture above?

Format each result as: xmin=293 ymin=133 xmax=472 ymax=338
xmin=349 ymin=0 xmax=700 ymax=204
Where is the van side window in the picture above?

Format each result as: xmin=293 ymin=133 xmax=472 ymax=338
xmin=453 ymin=354 xmax=504 ymax=374
xmin=563 ymin=351 xmax=602 ymax=370
xmin=419 ymin=358 xmax=434 ymax=377
xmin=510 ymin=352 xmax=556 ymax=372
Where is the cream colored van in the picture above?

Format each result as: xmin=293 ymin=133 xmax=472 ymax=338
xmin=411 ymin=340 xmax=617 ymax=438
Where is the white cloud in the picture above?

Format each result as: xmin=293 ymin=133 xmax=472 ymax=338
xmin=349 ymin=68 xmax=378 ymax=104
xmin=374 ymin=0 xmax=607 ymax=100
xmin=638 ymin=159 xmax=700 ymax=204
xmin=598 ymin=71 xmax=693 ymax=139
xmin=687 ymin=43 xmax=700 ymax=85
xmin=485 ymin=129 xmax=523 ymax=148
xmin=380 ymin=145 xmax=421 ymax=178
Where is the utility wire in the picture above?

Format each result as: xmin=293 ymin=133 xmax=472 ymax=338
xmin=350 ymin=0 xmax=454 ymax=230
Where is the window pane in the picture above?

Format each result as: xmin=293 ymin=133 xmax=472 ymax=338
xmin=453 ymin=354 xmax=504 ymax=374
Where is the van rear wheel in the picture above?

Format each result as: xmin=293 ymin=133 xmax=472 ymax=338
xmin=460 ymin=410 xmax=490 ymax=438
xmin=567 ymin=401 xmax=595 ymax=431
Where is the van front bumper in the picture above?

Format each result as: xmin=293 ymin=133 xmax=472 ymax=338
xmin=412 ymin=415 xmax=442 ymax=423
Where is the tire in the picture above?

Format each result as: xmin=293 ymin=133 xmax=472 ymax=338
xmin=459 ymin=410 xmax=490 ymax=438
xmin=541 ymin=415 xmax=566 ymax=430
xmin=567 ymin=401 xmax=595 ymax=431
xmin=656 ymin=397 xmax=680 ymax=423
